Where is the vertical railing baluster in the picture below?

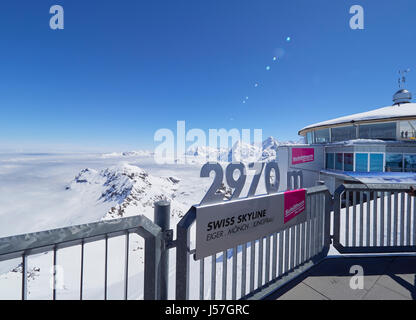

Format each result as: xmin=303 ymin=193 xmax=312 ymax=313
xmin=380 ymin=192 xmax=385 ymax=246
xmin=200 ymin=258 xmax=205 ymax=300
xmin=290 ymin=226 xmax=295 ymax=270
xmin=271 ymin=233 xmax=277 ymax=279
xmin=249 ymin=241 xmax=255 ymax=293
xmin=104 ymin=235 xmax=108 ymax=300
xmin=80 ymin=240 xmax=84 ymax=300
xmin=373 ymin=191 xmax=378 ymax=247
xmin=305 ymin=195 xmax=311 ymax=259
xmin=232 ymin=247 xmax=237 ymax=300
xmin=295 ymin=223 xmax=301 ymax=267
xmin=407 ymin=193 xmax=411 ymax=246
xmin=359 ymin=192 xmax=364 ymax=247
xmin=258 ymin=238 xmax=263 ymax=288
xmin=400 ymin=192 xmax=405 ymax=246
xmin=124 ymin=233 xmax=129 ymax=300
xmin=366 ymin=191 xmax=371 ymax=247
xmin=345 ymin=191 xmax=350 ymax=247
xmin=53 ymin=245 xmax=57 ymax=300
xmin=300 ymin=222 xmax=306 ymax=264
xmin=211 ymin=254 xmax=216 ymax=300
xmin=319 ymin=193 xmax=324 ymax=251
xmin=413 ymin=196 xmax=416 ymax=246
xmin=22 ymin=254 xmax=27 ymax=300
xmin=265 ymin=236 xmax=270 ymax=283
xmin=241 ymin=243 xmax=247 ymax=298
xmin=310 ymin=195 xmax=316 ymax=257
xmin=284 ymin=229 xmax=289 ymax=273
xmin=387 ymin=192 xmax=392 ymax=246
xmin=278 ymin=232 xmax=284 ymax=276
xmin=394 ymin=192 xmax=399 ymax=246
xmin=352 ymin=192 xmax=357 ymax=247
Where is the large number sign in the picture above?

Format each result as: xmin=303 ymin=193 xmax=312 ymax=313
xmin=195 ymin=161 xmax=306 ymax=259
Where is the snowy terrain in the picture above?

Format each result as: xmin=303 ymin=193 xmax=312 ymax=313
xmin=0 ymin=137 xmax=304 ymax=299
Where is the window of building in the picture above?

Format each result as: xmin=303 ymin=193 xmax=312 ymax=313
xmin=385 ymin=153 xmax=403 ymax=172
xmin=404 ymin=154 xmax=416 ymax=172
xmin=399 ymin=121 xmax=416 ymax=140
xmin=314 ymin=129 xmax=330 ymax=144
xmin=326 ymin=153 xmax=334 ymax=170
xmin=359 ymin=122 xmax=397 ymax=140
xmin=355 ymin=153 xmax=368 ymax=172
xmin=344 ymin=153 xmax=354 ymax=171
xmin=335 ymin=153 xmax=343 ymax=170
xmin=331 ymin=126 xmax=356 ymax=142
xmin=306 ymin=132 xmax=313 ymax=144
xmin=370 ymin=153 xmax=384 ymax=172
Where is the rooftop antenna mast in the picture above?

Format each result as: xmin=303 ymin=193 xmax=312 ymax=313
xmin=393 ymin=69 xmax=412 ymax=105
xmin=398 ymin=69 xmax=410 ymax=89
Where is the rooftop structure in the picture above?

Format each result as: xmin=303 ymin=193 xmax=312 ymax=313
xmin=278 ymin=75 xmax=416 ymax=193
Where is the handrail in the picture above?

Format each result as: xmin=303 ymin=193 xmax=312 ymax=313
xmin=0 ymin=215 xmax=161 ymax=261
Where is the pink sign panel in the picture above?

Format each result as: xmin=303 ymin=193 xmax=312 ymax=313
xmin=284 ymin=189 xmax=306 ymax=224
xmin=292 ymin=148 xmax=314 ymax=165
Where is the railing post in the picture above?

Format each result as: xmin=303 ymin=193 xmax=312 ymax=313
xmin=333 ymin=185 xmax=345 ymax=247
xmin=154 ymin=200 xmax=170 ymax=300
xmin=175 ymin=207 xmax=196 ymax=300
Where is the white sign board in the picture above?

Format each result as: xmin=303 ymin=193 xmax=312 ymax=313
xmin=195 ymin=189 xmax=307 ymax=260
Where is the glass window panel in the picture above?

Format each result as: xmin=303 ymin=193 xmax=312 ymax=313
xmin=326 ymin=153 xmax=334 ymax=170
xmin=385 ymin=153 xmax=403 ymax=172
xmin=399 ymin=121 xmax=416 ymax=140
xmin=370 ymin=153 xmax=384 ymax=172
xmin=331 ymin=126 xmax=356 ymax=142
xmin=344 ymin=153 xmax=354 ymax=171
xmin=404 ymin=154 xmax=416 ymax=172
xmin=306 ymin=132 xmax=313 ymax=144
xmin=335 ymin=153 xmax=343 ymax=170
xmin=355 ymin=153 xmax=368 ymax=172
xmin=359 ymin=122 xmax=397 ymax=140
xmin=314 ymin=129 xmax=330 ymax=144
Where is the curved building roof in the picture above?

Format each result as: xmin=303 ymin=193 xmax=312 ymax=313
xmin=299 ymin=102 xmax=416 ymax=135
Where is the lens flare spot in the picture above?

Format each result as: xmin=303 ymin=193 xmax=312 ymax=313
xmin=266 ymin=66 xmax=271 ymax=71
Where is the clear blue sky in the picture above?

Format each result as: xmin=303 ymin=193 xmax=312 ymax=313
xmin=1 ymin=0 xmax=416 ymax=152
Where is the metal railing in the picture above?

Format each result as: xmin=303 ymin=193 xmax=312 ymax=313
xmin=2 ymin=182 xmax=416 ymax=300
xmin=175 ymin=185 xmax=331 ymax=300
xmin=0 ymin=215 xmax=163 ymax=300
xmin=333 ymin=184 xmax=416 ymax=254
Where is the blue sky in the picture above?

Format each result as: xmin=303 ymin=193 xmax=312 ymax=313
xmin=1 ymin=0 xmax=416 ymax=152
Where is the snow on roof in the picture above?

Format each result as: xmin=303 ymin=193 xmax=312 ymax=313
xmin=300 ymin=103 xmax=416 ymax=133
xmin=327 ymin=139 xmax=387 ymax=146
xmin=321 ymin=170 xmax=416 ymax=184
xmin=346 ymin=172 xmax=416 ymax=184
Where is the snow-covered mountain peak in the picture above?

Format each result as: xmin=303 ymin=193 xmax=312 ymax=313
xmin=262 ymin=136 xmax=280 ymax=151
xmin=66 ymin=162 xmax=183 ymax=220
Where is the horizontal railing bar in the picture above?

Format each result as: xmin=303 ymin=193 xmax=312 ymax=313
xmin=306 ymin=185 xmax=329 ymax=195
xmin=341 ymin=184 xmax=416 ymax=192
xmin=333 ymin=243 xmax=416 ymax=254
xmin=0 ymin=215 xmax=161 ymax=258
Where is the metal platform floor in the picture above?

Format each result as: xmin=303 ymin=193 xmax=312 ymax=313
xmin=266 ymin=255 xmax=416 ymax=300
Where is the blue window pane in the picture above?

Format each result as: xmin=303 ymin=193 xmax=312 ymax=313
xmin=335 ymin=153 xmax=343 ymax=170
xmin=370 ymin=154 xmax=384 ymax=172
xmin=344 ymin=153 xmax=354 ymax=171
xmin=306 ymin=132 xmax=313 ymax=144
xmin=404 ymin=154 xmax=416 ymax=172
xmin=326 ymin=153 xmax=334 ymax=170
xmin=356 ymin=153 xmax=368 ymax=172
xmin=385 ymin=154 xmax=403 ymax=172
